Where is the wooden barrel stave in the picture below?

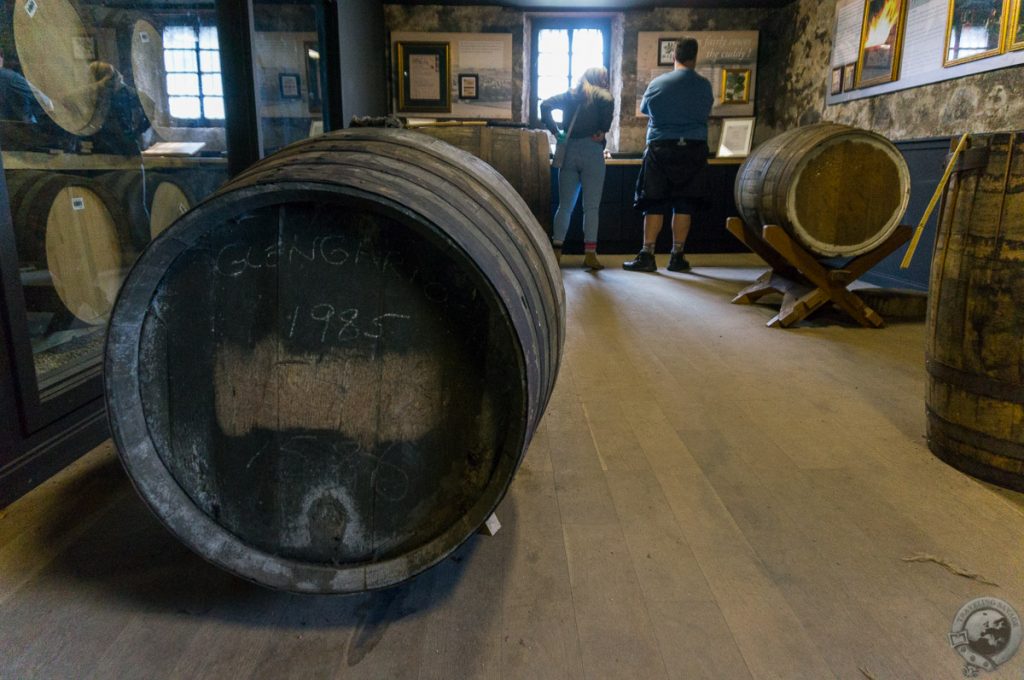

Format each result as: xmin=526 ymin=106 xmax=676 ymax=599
xmin=926 ymin=131 xmax=1024 ymax=491
xmin=99 ymin=171 xmax=195 ymax=248
xmin=13 ymin=0 xmax=112 ymax=136
xmin=735 ymin=122 xmax=910 ymax=258
xmin=413 ymin=126 xmax=553 ymax=229
xmin=9 ymin=171 xmax=129 ymax=325
xmin=106 ymin=129 xmax=563 ymax=592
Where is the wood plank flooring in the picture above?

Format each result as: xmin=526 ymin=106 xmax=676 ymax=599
xmin=3 ymin=253 xmax=1024 ymax=680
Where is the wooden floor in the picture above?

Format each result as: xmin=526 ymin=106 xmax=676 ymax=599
xmin=3 ymin=253 xmax=1024 ymax=680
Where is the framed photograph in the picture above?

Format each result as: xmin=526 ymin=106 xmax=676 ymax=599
xmin=658 ymin=38 xmax=677 ymax=66
xmin=856 ymin=0 xmax=909 ymax=87
xmin=396 ymin=41 xmax=451 ymax=114
xmin=842 ymin=62 xmax=857 ymax=91
xmin=458 ymin=73 xmax=479 ymax=100
xmin=717 ymin=117 xmax=756 ymax=158
xmin=944 ymin=0 xmax=1009 ymax=66
xmin=279 ymin=73 xmax=301 ymax=100
xmin=1006 ymin=0 xmax=1023 ymax=50
xmin=721 ymin=68 xmax=751 ymax=105
xmin=830 ymin=67 xmax=844 ymax=95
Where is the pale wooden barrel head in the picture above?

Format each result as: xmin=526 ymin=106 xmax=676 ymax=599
xmin=149 ymin=181 xmax=191 ymax=238
xmin=45 ymin=185 xmax=125 ymax=324
xmin=130 ymin=19 xmax=164 ymax=128
xmin=14 ymin=0 xmax=107 ymax=135
xmin=789 ymin=135 xmax=908 ymax=257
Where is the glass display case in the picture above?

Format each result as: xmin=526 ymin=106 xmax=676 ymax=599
xmin=0 ymin=0 xmax=338 ymax=505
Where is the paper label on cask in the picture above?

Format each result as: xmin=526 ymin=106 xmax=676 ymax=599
xmin=71 ymin=197 xmax=86 ymax=211
xmin=24 ymin=0 xmax=37 ymax=18
xmin=139 ymin=31 xmax=150 ymax=44
xmin=178 ymin=203 xmax=187 ymax=215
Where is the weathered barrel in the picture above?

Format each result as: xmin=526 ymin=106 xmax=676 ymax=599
xmin=13 ymin=0 xmax=113 ymax=136
xmin=126 ymin=18 xmax=165 ymax=129
xmin=413 ymin=125 xmax=552 ymax=228
xmin=735 ymin=122 xmax=911 ymax=257
xmin=8 ymin=172 xmax=129 ymax=325
xmin=926 ymin=131 xmax=1024 ymax=492
xmin=105 ymin=129 xmax=564 ymax=592
xmin=99 ymin=171 xmax=195 ymax=248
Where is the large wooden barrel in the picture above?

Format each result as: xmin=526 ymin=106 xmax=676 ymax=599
xmin=126 ymin=18 xmax=165 ymax=129
xmin=413 ymin=125 xmax=552 ymax=228
xmin=735 ymin=122 xmax=911 ymax=257
xmin=926 ymin=131 xmax=1024 ymax=491
xmin=105 ymin=129 xmax=564 ymax=592
xmin=8 ymin=172 xmax=129 ymax=325
xmin=99 ymin=171 xmax=195 ymax=248
xmin=13 ymin=0 xmax=113 ymax=136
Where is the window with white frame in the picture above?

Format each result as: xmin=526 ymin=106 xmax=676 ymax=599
xmin=163 ymin=25 xmax=224 ymax=122
xmin=531 ymin=19 xmax=610 ymax=126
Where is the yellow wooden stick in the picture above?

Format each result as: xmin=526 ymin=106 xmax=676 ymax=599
xmin=900 ymin=133 xmax=970 ymax=269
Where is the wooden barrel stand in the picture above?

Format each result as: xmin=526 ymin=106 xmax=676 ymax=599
xmin=926 ymin=131 xmax=1024 ymax=491
xmin=729 ymin=123 xmax=912 ymax=327
xmin=105 ymin=129 xmax=564 ymax=593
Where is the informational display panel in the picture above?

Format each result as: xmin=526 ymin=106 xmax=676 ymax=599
xmin=635 ymin=31 xmax=759 ymax=118
xmin=829 ymin=0 xmax=1024 ymax=104
xmin=391 ymin=31 xmax=513 ymax=120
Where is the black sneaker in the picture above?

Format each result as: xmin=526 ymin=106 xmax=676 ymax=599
xmin=667 ymin=253 xmax=691 ymax=272
xmin=622 ymin=250 xmax=656 ymax=272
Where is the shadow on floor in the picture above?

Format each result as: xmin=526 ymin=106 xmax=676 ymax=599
xmin=24 ymin=451 xmax=506 ymax=651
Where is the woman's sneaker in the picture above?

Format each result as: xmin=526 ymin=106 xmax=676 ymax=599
xmin=667 ymin=252 xmax=691 ymax=272
xmin=622 ymin=250 xmax=656 ymax=272
xmin=583 ymin=252 xmax=605 ymax=270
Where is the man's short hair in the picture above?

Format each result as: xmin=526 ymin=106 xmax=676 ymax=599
xmin=675 ymin=38 xmax=698 ymax=64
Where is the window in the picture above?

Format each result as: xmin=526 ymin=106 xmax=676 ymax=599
xmin=531 ymin=18 xmax=610 ymax=126
xmin=163 ymin=25 xmax=224 ymax=122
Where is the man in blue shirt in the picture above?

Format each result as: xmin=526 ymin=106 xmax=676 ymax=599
xmin=624 ymin=37 xmax=713 ymax=273
xmin=0 ymin=48 xmax=41 ymax=123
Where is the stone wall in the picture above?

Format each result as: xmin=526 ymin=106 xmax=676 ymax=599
xmin=774 ymin=0 xmax=1024 ymax=141
xmin=383 ymin=2 xmax=1024 ymax=149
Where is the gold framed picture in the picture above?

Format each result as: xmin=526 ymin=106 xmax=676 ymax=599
xmin=395 ymin=41 xmax=451 ymax=114
xmin=1008 ymin=0 xmax=1024 ymax=50
xmin=720 ymin=68 xmax=751 ymax=105
xmin=944 ymin=0 xmax=1009 ymax=66
xmin=856 ymin=0 xmax=909 ymax=87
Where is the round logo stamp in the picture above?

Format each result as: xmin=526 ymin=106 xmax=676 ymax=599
xmin=949 ymin=597 xmax=1022 ymax=677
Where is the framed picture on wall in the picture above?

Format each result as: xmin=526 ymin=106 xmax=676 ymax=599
xmin=842 ymin=62 xmax=857 ymax=91
xmin=944 ymin=0 xmax=1008 ymax=66
xmin=458 ymin=73 xmax=479 ymax=100
xmin=658 ymin=38 xmax=677 ymax=66
xmin=717 ymin=117 xmax=755 ymax=158
xmin=856 ymin=0 xmax=909 ymax=87
xmin=721 ymin=68 xmax=751 ymax=104
xmin=279 ymin=73 xmax=301 ymax=100
xmin=830 ymin=66 xmax=844 ymax=95
xmin=1006 ymin=0 xmax=1023 ymax=50
xmin=396 ymin=41 xmax=451 ymax=113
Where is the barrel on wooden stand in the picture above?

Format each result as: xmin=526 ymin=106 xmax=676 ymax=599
xmin=105 ymin=129 xmax=564 ymax=592
xmin=8 ymin=172 xmax=129 ymax=325
xmin=13 ymin=0 xmax=113 ymax=136
xmin=926 ymin=131 xmax=1024 ymax=491
xmin=735 ymin=122 xmax=911 ymax=257
xmin=413 ymin=125 xmax=552 ymax=229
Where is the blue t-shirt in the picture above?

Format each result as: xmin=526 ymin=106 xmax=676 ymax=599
xmin=640 ymin=68 xmax=713 ymax=143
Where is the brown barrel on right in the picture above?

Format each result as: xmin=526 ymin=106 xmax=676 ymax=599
xmin=926 ymin=131 xmax=1024 ymax=491
xmin=735 ymin=122 xmax=911 ymax=258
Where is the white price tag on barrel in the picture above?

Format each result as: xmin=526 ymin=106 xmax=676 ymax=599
xmin=25 ymin=0 xmax=37 ymax=18
xmin=71 ymin=196 xmax=85 ymax=211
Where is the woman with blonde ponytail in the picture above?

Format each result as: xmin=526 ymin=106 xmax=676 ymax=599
xmin=540 ymin=66 xmax=614 ymax=270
